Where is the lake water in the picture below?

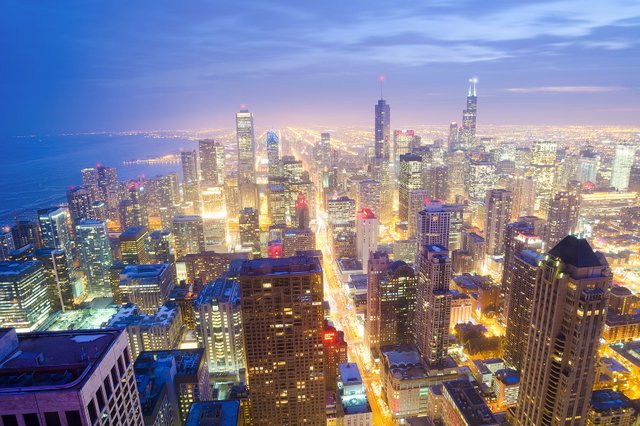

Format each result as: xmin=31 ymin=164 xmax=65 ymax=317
xmin=0 ymin=134 xmax=197 ymax=222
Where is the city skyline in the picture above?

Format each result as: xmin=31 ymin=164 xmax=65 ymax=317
xmin=3 ymin=1 xmax=640 ymax=136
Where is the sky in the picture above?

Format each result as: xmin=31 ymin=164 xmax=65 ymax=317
xmin=2 ymin=0 xmax=639 ymax=135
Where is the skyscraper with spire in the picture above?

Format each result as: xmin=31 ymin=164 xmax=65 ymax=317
xmin=460 ymin=78 xmax=477 ymax=149
xmin=374 ymin=83 xmax=391 ymax=160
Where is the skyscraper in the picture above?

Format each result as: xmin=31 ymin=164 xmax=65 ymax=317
xmin=356 ymin=209 xmax=378 ymax=269
xmin=374 ymin=98 xmax=391 ymax=160
xmin=82 ymin=164 xmax=119 ymax=218
xmin=236 ymin=109 xmax=257 ymax=209
xmin=66 ymin=185 xmax=95 ymax=224
xmin=484 ymin=189 xmax=513 ymax=256
xmin=415 ymin=244 xmax=452 ymax=367
xmin=503 ymin=249 xmax=543 ymax=371
xmin=37 ymin=207 xmax=73 ymax=267
xmin=407 ymin=189 xmax=429 ymax=239
xmin=393 ymin=129 xmax=416 ymax=168
xmin=530 ymin=140 xmax=557 ymax=215
xmin=181 ymin=149 xmax=201 ymax=209
xmin=610 ymin=144 xmax=635 ymax=191
xmin=239 ymin=207 xmax=260 ymax=256
xmin=119 ymin=225 xmax=150 ymax=265
xmin=239 ymin=256 xmax=325 ymax=425
xmin=357 ymin=179 xmax=381 ymax=216
xmin=0 ymin=328 xmax=143 ymax=425
xmin=32 ymin=247 xmax=73 ymax=311
xmin=199 ymin=139 xmax=226 ymax=186
xmin=0 ymin=228 xmax=15 ymax=261
xmin=77 ymin=219 xmax=113 ymax=294
xmin=266 ymin=130 xmax=281 ymax=179
xmin=366 ymin=251 xmax=389 ymax=353
xmin=173 ymin=215 xmax=206 ymax=259
xmin=459 ymin=78 xmax=477 ymax=149
xmin=416 ymin=200 xmax=451 ymax=249
xmin=398 ymin=153 xmax=423 ymax=223
xmin=448 ymin=122 xmax=459 ymax=151
xmin=379 ymin=260 xmax=417 ymax=347
xmin=545 ymin=188 xmax=580 ymax=248
xmin=514 ymin=236 xmax=611 ymax=425
xmin=0 ymin=261 xmax=51 ymax=331
xmin=447 ymin=149 xmax=467 ymax=201
xmin=323 ymin=321 xmax=348 ymax=391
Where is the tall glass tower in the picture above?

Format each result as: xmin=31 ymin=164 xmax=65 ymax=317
xmin=76 ymin=219 xmax=113 ymax=295
xmin=236 ymin=109 xmax=257 ymax=209
xmin=266 ymin=130 xmax=281 ymax=179
xmin=611 ymin=144 xmax=636 ymax=191
xmin=460 ymin=78 xmax=477 ymax=149
xmin=374 ymin=98 xmax=390 ymax=159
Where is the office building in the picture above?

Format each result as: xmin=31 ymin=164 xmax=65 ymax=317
xmin=323 ymin=321 xmax=348 ymax=392
xmin=239 ymin=256 xmax=325 ymax=425
xmin=135 ymin=349 xmax=212 ymax=424
xmin=0 ymin=261 xmax=51 ymax=331
xmin=236 ymin=109 xmax=257 ymax=209
xmin=199 ymin=139 xmax=225 ymax=186
xmin=82 ymin=164 xmax=120 ymax=218
xmin=119 ymin=225 xmax=150 ymax=265
xmin=118 ymin=263 xmax=175 ymax=315
xmin=0 ymin=328 xmax=143 ymax=425
xmin=32 ymin=248 xmax=74 ymax=311
xmin=37 ymin=207 xmax=73 ymax=267
xmin=356 ymin=179 xmax=381 ymax=217
xmin=416 ymin=245 xmax=452 ymax=367
xmin=109 ymin=302 xmax=183 ymax=360
xmin=239 ymin=207 xmax=260 ymax=256
xmin=356 ymin=209 xmax=378 ymax=269
xmin=459 ymin=78 xmax=478 ymax=149
xmin=0 ymin=229 xmax=15 ymax=261
xmin=484 ymin=189 xmax=513 ymax=256
xmin=441 ymin=379 xmax=498 ymax=425
xmin=336 ymin=363 xmax=372 ymax=425
xmin=76 ymin=219 xmax=113 ymax=295
xmin=407 ymin=189 xmax=429 ymax=239
xmin=416 ymin=200 xmax=451 ymax=249
xmin=394 ymin=129 xmax=416 ymax=167
xmin=467 ymin=158 xmax=496 ymax=202
xmin=398 ymin=153 xmax=423 ymax=223
xmin=266 ymin=130 xmax=281 ymax=178
xmin=501 ymin=220 xmax=542 ymax=310
xmin=67 ymin=185 xmax=96 ymax=224
xmin=267 ymin=183 xmax=288 ymax=226
xmin=282 ymin=228 xmax=315 ymax=257
xmin=514 ymin=236 xmax=611 ymax=425
xmin=173 ymin=215 xmax=205 ymax=259
xmin=611 ymin=144 xmax=635 ymax=191
xmin=181 ymin=251 xmax=248 ymax=286
xmin=576 ymin=148 xmax=599 ymax=184
xmin=194 ymin=276 xmax=244 ymax=376
xmin=366 ymin=251 xmax=388 ymax=353
xmin=185 ymin=401 xmax=242 ymax=426
xmin=545 ymin=188 xmax=580 ymax=248
xmin=379 ymin=260 xmax=418 ymax=347
xmin=148 ymin=229 xmax=174 ymax=264
xmin=503 ymin=249 xmax=543 ymax=371
xmin=374 ymin=97 xmax=391 ymax=160
xmin=530 ymin=140 xmax=557 ymax=214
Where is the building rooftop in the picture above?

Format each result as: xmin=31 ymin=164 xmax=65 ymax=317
xmin=609 ymin=341 xmax=640 ymax=368
xmin=0 ymin=328 xmax=122 ymax=392
xmin=548 ymin=235 xmax=603 ymax=268
xmin=120 ymin=225 xmax=148 ymax=240
xmin=590 ymin=389 xmax=632 ymax=413
xmin=339 ymin=363 xmax=362 ymax=386
xmin=0 ymin=260 xmax=41 ymax=278
xmin=238 ymin=255 xmax=322 ymax=276
xmin=443 ymin=379 xmax=498 ymax=425
xmin=109 ymin=302 xmax=180 ymax=329
xmin=494 ymin=369 xmax=519 ymax=386
xmin=121 ymin=263 xmax=170 ymax=281
xmin=194 ymin=277 xmax=240 ymax=309
xmin=337 ymin=258 xmax=363 ymax=273
xmin=135 ymin=349 xmax=205 ymax=377
xmin=185 ymin=401 xmax=240 ymax=426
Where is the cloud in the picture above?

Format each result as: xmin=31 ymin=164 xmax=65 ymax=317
xmin=506 ymin=86 xmax=624 ymax=94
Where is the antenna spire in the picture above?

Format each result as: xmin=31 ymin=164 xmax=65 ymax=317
xmin=378 ymin=74 xmax=385 ymax=100
xmin=468 ymin=77 xmax=478 ymax=97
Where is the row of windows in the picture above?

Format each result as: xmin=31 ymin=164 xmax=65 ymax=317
xmin=1 ymin=411 xmax=81 ymax=426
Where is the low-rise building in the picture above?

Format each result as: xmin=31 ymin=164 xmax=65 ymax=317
xmin=337 ymin=363 xmax=372 ymax=426
xmin=493 ymin=369 xmax=519 ymax=409
xmin=587 ymin=389 xmax=636 ymax=426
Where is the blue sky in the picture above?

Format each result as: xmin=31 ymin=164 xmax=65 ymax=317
xmin=2 ymin=0 xmax=639 ymax=135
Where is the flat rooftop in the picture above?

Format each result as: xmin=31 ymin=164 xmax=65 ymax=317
xmin=120 ymin=225 xmax=148 ymax=240
xmin=0 ymin=260 xmax=40 ymax=278
xmin=443 ymin=379 xmax=498 ymax=425
xmin=134 ymin=348 xmax=205 ymax=377
xmin=591 ymin=389 xmax=632 ymax=413
xmin=0 ymin=328 xmax=122 ymax=392
xmin=339 ymin=363 xmax=362 ymax=386
xmin=121 ymin=263 xmax=170 ymax=280
xmin=238 ymin=255 xmax=322 ymax=276
xmin=185 ymin=401 xmax=240 ymax=426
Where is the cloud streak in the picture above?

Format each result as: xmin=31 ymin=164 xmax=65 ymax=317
xmin=506 ymin=86 xmax=624 ymax=94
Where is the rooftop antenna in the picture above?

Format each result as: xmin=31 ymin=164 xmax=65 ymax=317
xmin=378 ymin=74 xmax=385 ymax=100
xmin=468 ymin=77 xmax=478 ymax=97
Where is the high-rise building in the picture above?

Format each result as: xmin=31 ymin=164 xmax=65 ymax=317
xmin=0 ymin=261 xmax=51 ymax=331
xmin=448 ymin=150 xmax=467 ymax=200
xmin=424 ymin=165 xmax=448 ymax=201
xmin=148 ymin=229 xmax=174 ymax=263
xmin=239 ymin=207 xmax=260 ymax=256
xmin=323 ymin=321 xmax=348 ymax=391
xmin=181 ymin=251 xmax=248 ymax=286
xmin=66 ymin=185 xmax=95 ymax=224
xmin=14 ymin=214 xmax=42 ymax=249
xmin=416 ymin=200 xmax=451 ymax=249
xmin=398 ymin=153 xmax=423 ymax=223
xmin=467 ymin=158 xmax=496 ymax=202
xmin=356 ymin=209 xmax=378 ymax=269
xmin=266 ymin=130 xmax=281 ymax=179
xmin=181 ymin=149 xmax=201 ymax=210
xmin=459 ymin=78 xmax=478 ymax=149
xmin=576 ymin=148 xmax=599 ymax=184
xmin=374 ymin=98 xmax=391 ymax=160
xmin=134 ymin=349 xmax=212 ymax=424
xmin=194 ymin=275 xmax=244 ymax=376
xmin=267 ymin=183 xmax=288 ymax=226
xmin=295 ymin=193 xmax=310 ymax=230
xmin=236 ymin=109 xmax=257 ymax=209
xmin=610 ymin=144 xmax=636 ymax=191
xmin=173 ymin=215 xmax=205 ymax=259
xmin=119 ymin=225 xmax=149 ymax=265
xmin=32 ymin=247 xmax=74 ymax=311
xmin=510 ymin=175 xmax=536 ymax=220
xmin=77 ymin=219 xmax=113 ymax=295
xmin=394 ymin=129 xmax=416 ymax=168
xmin=357 ymin=179 xmax=381 ymax=216
xmin=407 ymin=189 xmax=429 ymax=239
xmin=448 ymin=122 xmax=459 ymax=150
xmin=379 ymin=260 xmax=417 ymax=347
xmin=415 ymin=244 xmax=452 ymax=367
xmin=282 ymin=228 xmax=316 ymax=257
xmin=530 ymin=140 xmax=557 ymax=215
xmin=0 ymin=328 xmax=143 ymax=425
xmin=0 ymin=228 xmax=16 ymax=261
xmin=545 ymin=188 xmax=580 ymax=248
xmin=199 ymin=139 xmax=225 ymax=186
xmin=484 ymin=189 xmax=513 ymax=256
xmin=514 ymin=236 xmax=611 ymax=425
xmin=37 ymin=207 xmax=73 ymax=267
xmin=239 ymin=256 xmax=325 ymax=425
xmin=118 ymin=263 xmax=175 ymax=314
xmin=503 ymin=249 xmax=543 ymax=371
xmin=82 ymin=164 xmax=119 ymax=217
xmin=366 ymin=251 xmax=389 ymax=353
xmin=336 ymin=364 xmax=372 ymax=424
xmin=118 ymin=182 xmax=149 ymax=230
